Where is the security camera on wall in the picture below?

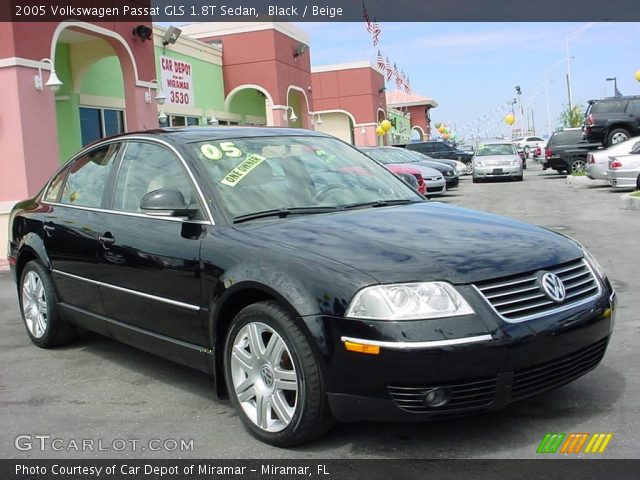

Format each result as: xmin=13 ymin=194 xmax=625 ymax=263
xmin=132 ymin=25 xmax=153 ymax=42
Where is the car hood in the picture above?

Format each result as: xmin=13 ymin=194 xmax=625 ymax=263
xmin=387 ymin=163 xmax=442 ymax=179
xmin=236 ymin=202 xmax=583 ymax=284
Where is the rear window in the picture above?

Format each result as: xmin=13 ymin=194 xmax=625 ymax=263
xmin=591 ymin=101 xmax=627 ymax=114
xmin=547 ymin=130 xmax=585 ymax=147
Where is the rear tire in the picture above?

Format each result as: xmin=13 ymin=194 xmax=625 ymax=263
xmin=19 ymin=260 xmax=75 ymax=348
xmin=607 ymin=128 xmax=630 ymax=146
xmin=472 ymin=177 xmax=480 ymax=183
xmin=224 ymin=301 xmax=334 ymax=447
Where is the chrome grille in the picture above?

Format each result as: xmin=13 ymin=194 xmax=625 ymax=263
xmin=388 ymin=377 xmax=497 ymax=413
xmin=474 ymin=258 xmax=600 ymax=322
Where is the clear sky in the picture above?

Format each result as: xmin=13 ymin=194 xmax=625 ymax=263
xmin=300 ymin=22 xmax=640 ymax=140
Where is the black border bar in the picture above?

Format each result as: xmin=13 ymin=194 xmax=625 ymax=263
xmin=3 ymin=0 xmax=640 ymax=22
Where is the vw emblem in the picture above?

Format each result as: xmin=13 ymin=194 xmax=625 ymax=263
xmin=260 ymin=365 xmax=274 ymax=387
xmin=540 ymin=272 xmax=566 ymax=303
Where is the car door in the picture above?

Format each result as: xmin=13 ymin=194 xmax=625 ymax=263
xmin=95 ymin=140 xmax=208 ymax=346
xmin=43 ymin=143 xmax=120 ymax=315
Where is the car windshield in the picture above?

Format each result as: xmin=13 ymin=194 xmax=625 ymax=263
xmin=190 ymin=136 xmax=422 ymax=220
xmin=362 ymin=148 xmax=413 ymax=164
xmin=476 ymin=144 xmax=516 ymax=156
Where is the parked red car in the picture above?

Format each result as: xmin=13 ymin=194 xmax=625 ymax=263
xmin=386 ymin=165 xmax=427 ymax=195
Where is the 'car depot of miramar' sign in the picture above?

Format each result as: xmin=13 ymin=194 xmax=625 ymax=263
xmin=160 ymin=55 xmax=194 ymax=106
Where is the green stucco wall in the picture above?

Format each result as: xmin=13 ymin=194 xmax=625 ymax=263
xmin=228 ymin=89 xmax=267 ymax=123
xmin=54 ymin=43 xmax=82 ymax=163
xmin=81 ymin=56 xmax=124 ymax=97
xmin=388 ymin=109 xmax=412 ymax=145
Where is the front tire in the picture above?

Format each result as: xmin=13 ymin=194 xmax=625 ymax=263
xmin=224 ymin=301 xmax=334 ymax=446
xmin=19 ymin=260 xmax=75 ymax=348
xmin=571 ymin=159 xmax=587 ymax=174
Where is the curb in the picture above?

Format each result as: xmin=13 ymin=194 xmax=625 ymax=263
xmin=565 ymin=175 xmax=607 ymax=188
xmin=619 ymin=193 xmax=640 ymax=211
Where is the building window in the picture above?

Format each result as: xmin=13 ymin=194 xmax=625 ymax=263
xmin=218 ymin=120 xmax=240 ymax=126
xmin=79 ymin=107 xmax=125 ymax=146
xmin=167 ymin=115 xmax=200 ymax=127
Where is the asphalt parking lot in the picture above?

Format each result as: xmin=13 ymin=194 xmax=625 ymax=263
xmin=1 ymin=161 xmax=638 ymax=459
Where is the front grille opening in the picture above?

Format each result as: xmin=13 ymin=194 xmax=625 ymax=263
xmin=474 ymin=258 xmax=600 ymax=321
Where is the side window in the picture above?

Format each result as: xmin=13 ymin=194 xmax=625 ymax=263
xmin=44 ymin=164 xmax=71 ymax=203
xmin=60 ymin=144 xmax=119 ymax=208
xmin=626 ymin=100 xmax=640 ymax=115
xmin=113 ymin=142 xmax=203 ymax=219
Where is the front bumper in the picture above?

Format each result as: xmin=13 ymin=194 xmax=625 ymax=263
xmin=474 ymin=165 xmax=522 ymax=178
xmin=443 ymin=176 xmax=459 ymax=188
xmin=303 ymin=279 xmax=615 ymax=422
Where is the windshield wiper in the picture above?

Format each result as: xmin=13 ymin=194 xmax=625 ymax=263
xmin=233 ymin=207 xmax=339 ymax=224
xmin=342 ymin=199 xmax=421 ymax=210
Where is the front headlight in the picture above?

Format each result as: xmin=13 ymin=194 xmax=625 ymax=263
xmin=345 ymin=282 xmax=475 ymax=320
xmin=475 ymin=161 xmax=484 ymax=168
xmin=511 ymin=159 xmax=521 ymax=166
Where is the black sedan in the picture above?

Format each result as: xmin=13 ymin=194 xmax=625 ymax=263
xmin=404 ymin=140 xmax=474 ymax=164
xmin=8 ymin=128 xmax=615 ymax=447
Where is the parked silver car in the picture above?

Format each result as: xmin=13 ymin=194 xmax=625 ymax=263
xmin=473 ymin=142 xmax=524 ymax=183
xmin=586 ymin=136 xmax=640 ymax=180
xmin=608 ymin=151 xmax=640 ymax=189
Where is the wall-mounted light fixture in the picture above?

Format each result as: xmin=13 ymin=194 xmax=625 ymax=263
xmin=158 ymin=110 xmax=168 ymax=125
xmin=208 ymin=113 xmax=219 ymax=125
xmin=162 ymin=26 xmax=182 ymax=46
xmin=312 ymin=113 xmax=323 ymax=126
xmin=145 ymin=79 xmax=166 ymax=105
xmin=34 ymin=58 xmax=63 ymax=92
xmin=361 ymin=126 xmax=366 ymax=135
xmin=293 ymin=43 xmax=308 ymax=60
xmin=283 ymin=106 xmax=298 ymax=122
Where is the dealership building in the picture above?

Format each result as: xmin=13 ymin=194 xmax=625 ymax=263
xmin=0 ymin=20 xmax=436 ymax=260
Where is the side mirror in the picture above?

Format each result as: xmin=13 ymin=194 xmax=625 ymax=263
xmin=140 ymin=189 xmax=196 ymax=218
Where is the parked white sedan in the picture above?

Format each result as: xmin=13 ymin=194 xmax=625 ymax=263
xmin=513 ymin=136 xmax=546 ymax=157
xmin=608 ymin=150 xmax=640 ymax=189
xmin=586 ymin=136 xmax=640 ymax=180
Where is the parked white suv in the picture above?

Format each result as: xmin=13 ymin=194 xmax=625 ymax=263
xmin=513 ymin=136 xmax=546 ymax=157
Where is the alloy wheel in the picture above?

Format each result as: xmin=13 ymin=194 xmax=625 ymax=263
xmin=611 ymin=132 xmax=628 ymax=144
xmin=21 ymin=271 xmax=48 ymax=338
xmin=571 ymin=160 xmax=587 ymax=174
xmin=230 ymin=322 xmax=298 ymax=432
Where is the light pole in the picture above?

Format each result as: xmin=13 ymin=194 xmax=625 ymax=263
xmin=606 ymin=77 xmax=618 ymax=97
xmin=566 ymin=22 xmax=597 ymax=111
xmin=545 ymin=58 xmax=568 ymax=137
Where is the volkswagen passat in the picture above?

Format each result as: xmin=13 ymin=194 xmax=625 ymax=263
xmin=8 ymin=128 xmax=615 ymax=446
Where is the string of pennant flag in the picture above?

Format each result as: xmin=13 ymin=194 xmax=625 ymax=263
xmin=363 ymin=1 xmax=411 ymax=94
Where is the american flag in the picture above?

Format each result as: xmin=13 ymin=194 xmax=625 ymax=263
xmin=385 ymin=57 xmax=393 ymax=82
xmin=405 ymin=76 xmax=412 ymax=94
xmin=397 ymin=70 xmax=406 ymax=90
xmin=376 ymin=50 xmax=385 ymax=71
xmin=371 ymin=19 xmax=381 ymax=46
xmin=362 ymin=1 xmax=373 ymax=33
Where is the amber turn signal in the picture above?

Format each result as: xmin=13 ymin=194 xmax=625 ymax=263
xmin=344 ymin=341 xmax=380 ymax=355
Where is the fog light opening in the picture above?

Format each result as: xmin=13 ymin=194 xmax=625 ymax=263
xmin=423 ymin=387 xmax=451 ymax=407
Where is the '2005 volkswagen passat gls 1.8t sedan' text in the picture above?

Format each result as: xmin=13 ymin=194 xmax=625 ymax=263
xmin=8 ymin=128 xmax=616 ymax=446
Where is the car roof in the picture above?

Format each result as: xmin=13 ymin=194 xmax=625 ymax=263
xmin=588 ymin=95 xmax=640 ymax=104
xmin=97 ymin=126 xmax=330 ymax=145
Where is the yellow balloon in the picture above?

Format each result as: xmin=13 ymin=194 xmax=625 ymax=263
xmin=380 ymin=119 xmax=392 ymax=132
xmin=505 ymin=113 xmax=516 ymax=126
xmin=376 ymin=126 xmax=385 ymax=136
xmin=635 ymin=70 xmax=640 ymax=82
xmin=438 ymin=126 xmax=446 ymax=134
xmin=443 ymin=133 xmax=450 ymax=139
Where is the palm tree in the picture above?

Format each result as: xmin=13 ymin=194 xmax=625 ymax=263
xmin=558 ymin=104 xmax=585 ymax=128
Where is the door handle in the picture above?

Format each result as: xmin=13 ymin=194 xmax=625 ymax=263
xmin=98 ymin=234 xmax=115 ymax=249
xmin=43 ymin=224 xmax=55 ymax=237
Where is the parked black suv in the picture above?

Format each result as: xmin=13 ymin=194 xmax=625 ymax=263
xmin=583 ymin=96 xmax=640 ymax=146
xmin=403 ymin=141 xmax=474 ymax=164
xmin=544 ymin=128 xmax=601 ymax=174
